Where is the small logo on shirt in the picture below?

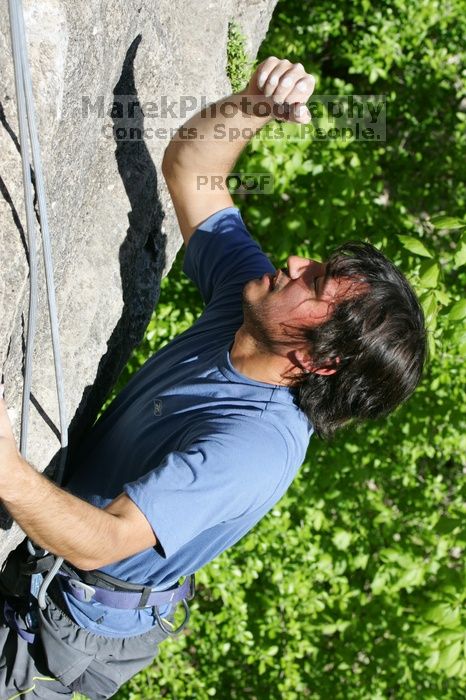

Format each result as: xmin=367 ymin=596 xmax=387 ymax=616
xmin=153 ymin=399 xmax=163 ymax=416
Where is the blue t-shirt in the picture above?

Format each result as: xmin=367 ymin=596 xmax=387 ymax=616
xmin=63 ymin=206 xmax=313 ymax=637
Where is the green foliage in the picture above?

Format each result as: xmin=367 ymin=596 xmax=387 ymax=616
xmin=103 ymin=1 xmax=466 ymax=698
xmin=226 ymin=21 xmax=255 ymax=93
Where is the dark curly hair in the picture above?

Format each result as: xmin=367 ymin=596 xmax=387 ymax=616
xmin=287 ymin=241 xmax=427 ymax=439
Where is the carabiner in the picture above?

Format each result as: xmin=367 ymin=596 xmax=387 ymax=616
xmin=154 ymin=598 xmax=191 ymax=637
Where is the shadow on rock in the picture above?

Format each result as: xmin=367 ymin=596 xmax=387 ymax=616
xmin=58 ymin=33 xmax=167 ymax=486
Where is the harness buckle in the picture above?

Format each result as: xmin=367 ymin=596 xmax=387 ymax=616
xmin=68 ymin=578 xmax=96 ymax=603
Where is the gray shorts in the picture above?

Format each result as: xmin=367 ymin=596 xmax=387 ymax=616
xmin=0 ymin=543 xmax=175 ymax=699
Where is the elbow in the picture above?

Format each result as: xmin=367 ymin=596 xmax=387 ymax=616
xmin=66 ymin=555 xmax=99 ymax=572
xmin=161 ymin=151 xmax=171 ymax=175
xmin=162 ymin=141 xmax=194 ymax=178
xmin=68 ymin=546 xmax=120 ymax=572
xmin=161 ymin=143 xmax=179 ymax=176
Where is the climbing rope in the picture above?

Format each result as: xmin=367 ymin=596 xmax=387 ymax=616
xmin=8 ymin=0 xmax=69 ymax=606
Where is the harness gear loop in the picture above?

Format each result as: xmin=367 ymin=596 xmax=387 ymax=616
xmin=154 ymin=599 xmax=190 ymax=637
xmin=153 ymin=575 xmax=194 ymax=636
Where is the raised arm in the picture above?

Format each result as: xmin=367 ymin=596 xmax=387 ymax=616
xmin=162 ymin=57 xmax=315 ymax=247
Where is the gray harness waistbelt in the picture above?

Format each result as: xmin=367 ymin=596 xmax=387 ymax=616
xmin=57 ymin=560 xmax=195 ymax=609
xmin=56 ymin=563 xmax=195 ymax=636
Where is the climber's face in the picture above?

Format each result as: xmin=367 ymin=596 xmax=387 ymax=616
xmin=241 ymin=256 xmax=358 ymax=349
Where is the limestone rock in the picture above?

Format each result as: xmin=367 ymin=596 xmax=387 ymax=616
xmin=0 ymin=0 xmax=277 ymax=563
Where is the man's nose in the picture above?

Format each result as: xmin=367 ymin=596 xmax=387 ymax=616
xmin=287 ymin=255 xmax=314 ymax=279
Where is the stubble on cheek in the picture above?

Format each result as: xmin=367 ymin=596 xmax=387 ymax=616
xmin=241 ymin=292 xmax=277 ymax=350
xmin=241 ymin=292 xmax=301 ymax=354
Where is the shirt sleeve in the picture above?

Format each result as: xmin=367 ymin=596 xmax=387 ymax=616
xmin=122 ymin=418 xmax=289 ymax=559
xmin=182 ymin=206 xmax=275 ymax=306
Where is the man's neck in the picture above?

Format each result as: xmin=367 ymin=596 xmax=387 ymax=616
xmin=229 ymin=328 xmax=295 ymax=387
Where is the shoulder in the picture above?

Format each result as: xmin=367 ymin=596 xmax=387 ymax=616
xmin=205 ymin=414 xmax=301 ymax=480
xmin=182 ymin=206 xmax=274 ymax=306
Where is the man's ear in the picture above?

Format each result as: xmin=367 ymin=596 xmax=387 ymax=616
xmin=293 ymin=350 xmax=340 ymax=376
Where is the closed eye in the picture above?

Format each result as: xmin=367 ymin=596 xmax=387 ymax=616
xmin=314 ymin=275 xmax=324 ymax=298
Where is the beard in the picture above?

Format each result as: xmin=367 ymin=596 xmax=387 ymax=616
xmin=241 ymin=287 xmax=304 ymax=356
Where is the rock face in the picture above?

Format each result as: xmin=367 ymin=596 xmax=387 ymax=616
xmin=0 ymin=0 xmax=277 ymax=564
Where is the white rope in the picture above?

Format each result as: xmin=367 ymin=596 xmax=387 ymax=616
xmin=7 ymin=0 xmax=38 ymax=461
xmin=8 ymin=0 xmax=69 ymax=607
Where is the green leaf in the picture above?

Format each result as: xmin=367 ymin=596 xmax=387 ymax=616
xmin=427 ymin=330 xmax=436 ymax=359
xmin=455 ymin=241 xmax=466 ymax=267
xmin=352 ymin=552 xmax=369 ymax=569
xmin=425 ymin=650 xmax=440 ymax=670
xmin=396 ymin=566 xmax=425 ymax=589
xmin=379 ymin=548 xmax=403 ymax=563
xmin=419 ymin=261 xmax=440 ymax=288
xmin=369 ymin=67 xmax=379 ymax=83
xmin=425 ymin=603 xmax=461 ymax=628
xmin=416 ymin=624 xmax=438 ymax=638
xmin=448 ymin=299 xmax=466 ymax=321
xmin=430 ymin=215 xmax=466 ymax=230
xmin=434 ymin=629 xmax=464 ymax=642
xmin=436 ymin=640 xmax=462 ymax=671
xmin=421 ymin=292 xmax=438 ymax=326
xmin=371 ymin=569 xmax=390 ymax=595
xmin=433 ymin=288 xmax=451 ymax=306
xmin=397 ymin=235 xmax=433 ymax=258
xmin=267 ymin=646 xmax=279 ymax=656
xmin=445 ymin=658 xmax=466 ymax=678
xmin=332 ymin=529 xmax=352 ymax=550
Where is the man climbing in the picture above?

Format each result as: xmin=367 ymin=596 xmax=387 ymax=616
xmin=0 ymin=57 xmax=426 ymax=698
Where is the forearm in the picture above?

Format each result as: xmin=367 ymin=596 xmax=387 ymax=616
xmin=1 ymin=458 xmax=122 ymax=571
xmin=162 ymin=90 xmax=276 ymax=176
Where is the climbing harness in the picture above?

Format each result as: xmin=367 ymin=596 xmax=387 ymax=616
xmin=57 ymin=566 xmax=195 ymax=636
xmin=4 ymin=0 xmax=194 ymax=645
xmin=3 ymin=539 xmax=195 ymax=641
